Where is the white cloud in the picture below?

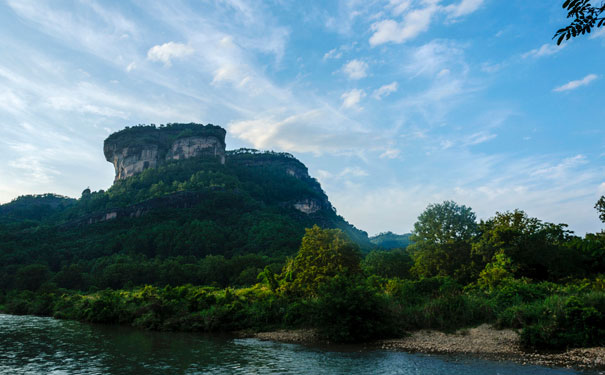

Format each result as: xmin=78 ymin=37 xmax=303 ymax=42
xmin=0 ymin=90 xmax=26 ymax=114
xmin=522 ymin=43 xmax=565 ymax=59
xmin=444 ymin=0 xmax=484 ymax=19
xmin=343 ymin=59 xmax=369 ymax=80
xmin=341 ymin=89 xmax=366 ymax=109
xmin=465 ymin=131 xmax=497 ymax=146
xmin=369 ymin=0 xmax=483 ymax=46
xmin=589 ymin=28 xmax=605 ymax=39
xmin=405 ymin=40 xmax=466 ymax=77
xmin=323 ymin=48 xmax=342 ymax=60
xmin=126 ymin=61 xmax=136 ymax=72
xmin=228 ymin=110 xmax=385 ymax=155
xmin=388 ymin=0 xmax=412 ymax=16
xmin=373 ymin=82 xmax=398 ymax=99
xmin=147 ymin=42 xmax=194 ymax=66
xmin=553 ymin=74 xmax=598 ymax=92
xmin=370 ymin=4 xmax=439 ymax=46
xmin=380 ymin=148 xmax=401 ymax=159
xmin=532 ymin=154 xmax=587 ymax=179
xmin=339 ymin=167 xmax=369 ymax=178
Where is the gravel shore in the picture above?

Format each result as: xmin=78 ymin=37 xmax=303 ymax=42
xmin=250 ymin=325 xmax=605 ymax=371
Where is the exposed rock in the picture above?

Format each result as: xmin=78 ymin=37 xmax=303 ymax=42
xmin=166 ymin=136 xmax=225 ymax=164
xmin=293 ymin=198 xmax=325 ymax=214
xmin=103 ymin=123 xmax=226 ymax=181
xmin=104 ymin=145 xmax=160 ymax=181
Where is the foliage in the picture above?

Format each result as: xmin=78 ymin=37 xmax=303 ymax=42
xmin=408 ymin=201 xmax=478 ymax=283
xmin=369 ymin=232 xmax=412 ymax=249
xmin=519 ymin=293 xmax=605 ymax=349
xmin=362 ymin=249 xmax=413 ymax=279
xmin=596 ymin=196 xmax=605 ymax=223
xmin=554 ymin=1 xmax=605 ymax=45
xmin=471 ymin=210 xmax=577 ymax=281
xmin=477 ymin=251 xmax=516 ymax=291
xmin=282 ymin=226 xmax=362 ymax=295
xmin=313 ymin=275 xmax=394 ymax=342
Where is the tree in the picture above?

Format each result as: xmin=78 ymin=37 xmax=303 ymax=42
xmin=596 ymin=196 xmax=605 ymax=223
xmin=281 ymin=225 xmax=362 ymax=295
xmin=408 ymin=201 xmax=478 ymax=282
xmin=362 ymin=249 xmax=413 ymax=279
xmin=554 ymin=1 xmax=605 ymax=45
xmin=471 ymin=210 xmax=576 ymax=280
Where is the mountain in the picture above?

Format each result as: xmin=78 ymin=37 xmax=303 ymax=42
xmin=369 ymin=232 xmax=412 ymax=249
xmin=0 ymin=123 xmax=371 ymax=290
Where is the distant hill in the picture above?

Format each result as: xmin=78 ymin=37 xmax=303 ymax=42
xmin=0 ymin=194 xmax=75 ymax=224
xmin=369 ymin=231 xmax=412 ymax=249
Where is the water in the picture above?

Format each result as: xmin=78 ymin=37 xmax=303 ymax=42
xmin=0 ymin=314 xmax=597 ymax=375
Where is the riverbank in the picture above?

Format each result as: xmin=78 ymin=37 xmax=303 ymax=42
xmin=250 ymin=325 xmax=605 ymax=371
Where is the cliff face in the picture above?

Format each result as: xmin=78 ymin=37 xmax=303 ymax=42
xmin=103 ymin=124 xmax=226 ymax=181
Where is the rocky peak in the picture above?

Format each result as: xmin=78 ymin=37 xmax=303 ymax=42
xmin=104 ymin=123 xmax=226 ymax=181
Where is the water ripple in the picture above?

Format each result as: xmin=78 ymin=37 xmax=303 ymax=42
xmin=0 ymin=314 xmax=595 ymax=375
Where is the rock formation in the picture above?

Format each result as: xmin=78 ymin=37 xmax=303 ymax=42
xmin=102 ymin=123 xmax=335 ymax=217
xmin=104 ymin=123 xmax=226 ymax=181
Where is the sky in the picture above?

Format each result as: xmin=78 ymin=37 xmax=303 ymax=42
xmin=0 ymin=0 xmax=604 ymax=236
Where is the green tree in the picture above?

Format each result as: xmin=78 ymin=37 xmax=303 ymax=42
xmin=282 ymin=225 xmax=361 ymax=295
xmin=408 ymin=201 xmax=478 ymax=283
xmin=362 ymin=249 xmax=413 ymax=279
xmin=596 ymin=196 xmax=605 ymax=223
xmin=477 ymin=251 xmax=516 ymax=290
xmin=15 ymin=264 xmax=51 ymax=291
xmin=471 ymin=210 xmax=576 ymax=280
xmin=554 ymin=1 xmax=605 ymax=44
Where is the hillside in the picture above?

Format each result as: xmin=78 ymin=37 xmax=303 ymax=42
xmin=0 ymin=123 xmax=371 ymax=290
xmin=370 ymin=232 xmax=412 ymax=249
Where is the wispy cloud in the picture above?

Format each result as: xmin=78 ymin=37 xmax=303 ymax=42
xmin=147 ymin=42 xmax=194 ymax=66
xmin=404 ymin=40 xmax=467 ymax=77
xmin=369 ymin=0 xmax=483 ymax=46
xmin=324 ymin=48 xmax=343 ymax=60
xmin=342 ymin=59 xmax=369 ymax=80
xmin=553 ymin=74 xmax=598 ymax=92
xmin=373 ymin=82 xmax=398 ymax=99
xmin=370 ymin=4 xmax=439 ymax=46
xmin=228 ymin=109 xmax=385 ymax=155
xmin=341 ymin=88 xmax=366 ymax=109
xmin=444 ymin=0 xmax=485 ymax=19
xmin=522 ymin=43 xmax=565 ymax=59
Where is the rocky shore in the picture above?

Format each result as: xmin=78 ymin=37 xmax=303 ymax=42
xmin=249 ymin=325 xmax=605 ymax=371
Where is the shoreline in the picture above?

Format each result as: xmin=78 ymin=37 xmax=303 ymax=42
xmin=247 ymin=324 xmax=605 ymax=371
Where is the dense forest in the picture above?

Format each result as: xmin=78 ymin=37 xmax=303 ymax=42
xmin=0 ymin=124 xmax=604 ymax=349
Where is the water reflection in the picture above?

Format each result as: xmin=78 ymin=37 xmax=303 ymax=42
xmin=0 ymin=314 xmax=594 ymax=375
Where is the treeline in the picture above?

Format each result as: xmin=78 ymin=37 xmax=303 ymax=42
xmin=1 ymin=254 xmax=284 ymax=292
xmin=2 ymin=205 xmax=604 ymax=350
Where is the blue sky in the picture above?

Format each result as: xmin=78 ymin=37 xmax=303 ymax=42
xmin=1 ymin=0 xmax=604 ymax=235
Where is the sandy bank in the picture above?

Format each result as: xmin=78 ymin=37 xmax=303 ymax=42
xmin=249 ymin=325 xmax=605 ymax=370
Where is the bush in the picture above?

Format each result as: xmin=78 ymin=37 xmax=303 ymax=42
xmin=520 ymin=293 xmax=605 ymax=349
xmin=313 ymin=275 xmax=395 ymax=343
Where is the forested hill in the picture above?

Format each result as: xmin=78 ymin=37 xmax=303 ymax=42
xmin=0 ymin=123 xmax=371 ymax=290
xmin=370 ymin=232 xmax=412 ymax=249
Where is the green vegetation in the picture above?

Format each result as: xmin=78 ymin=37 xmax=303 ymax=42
xmin=1 ymin=126 xmax=604 ymax=350
xmin=104 ymin=123 xmax=227 ymax=151
xmin=0 ymin=216 xmax=604 ymax=348
xmin=369 ymin=231 xmax=412 ymax=249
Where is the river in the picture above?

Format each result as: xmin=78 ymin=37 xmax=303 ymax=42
xmin=0 ymin=314 xmax=598 ymax=374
